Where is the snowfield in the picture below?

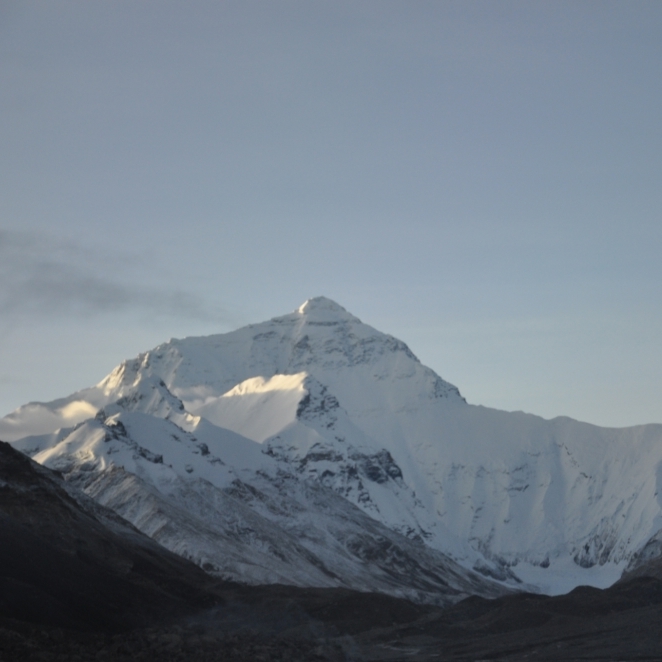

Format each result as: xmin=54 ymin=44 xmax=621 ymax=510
xmin=3 ymin=296 xmax=662 ymax=597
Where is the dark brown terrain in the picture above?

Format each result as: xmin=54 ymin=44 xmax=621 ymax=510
xmin=2 ymin=440 xmax=662 ymax=661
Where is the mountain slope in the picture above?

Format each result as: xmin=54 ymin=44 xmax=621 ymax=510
xmin=11 ymin=402 xmax=505 ymax=604
xmin=3 ymin=296 xmax=662 ymax=595
xmin=0 ymin=440 xmax=220 ymax=631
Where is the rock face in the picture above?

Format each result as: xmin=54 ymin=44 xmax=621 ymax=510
xmin=3 ymin=296 xmax=662 ymax=596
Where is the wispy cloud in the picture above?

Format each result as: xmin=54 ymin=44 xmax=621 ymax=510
xmin=0 ymin=230 xmax=227 ymax=322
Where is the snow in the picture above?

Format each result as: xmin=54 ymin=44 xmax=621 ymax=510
xmin=192 ymin=374 xmax=307 ymax=443
xmin=4 ymin=296 xmax=662 ymax=596
xmin=296 ymin=296 xmax=360 ymax=322
xmin=513 ymin=557 xmax=630 ymax=596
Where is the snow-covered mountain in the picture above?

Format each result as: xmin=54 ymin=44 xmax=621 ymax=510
xmin=3 ymin=297 xmax=662 ymax=596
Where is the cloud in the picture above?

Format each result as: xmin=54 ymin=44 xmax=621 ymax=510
xmin=0 ymin=230 xmax=227 ymax=322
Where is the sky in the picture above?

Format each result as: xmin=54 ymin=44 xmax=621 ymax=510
xmin=1 ymin=0 xmax=661 ymax=427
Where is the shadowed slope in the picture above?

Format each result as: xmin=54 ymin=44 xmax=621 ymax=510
xmin=0 ymin=440 xmax=219 ymax=631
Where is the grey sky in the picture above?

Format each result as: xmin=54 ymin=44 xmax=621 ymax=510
xmin=1 ymin=1 xmax=661 ymax=426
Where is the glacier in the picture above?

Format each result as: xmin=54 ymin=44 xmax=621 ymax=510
xmin=3 ymin=296 xmax=662 ymax=597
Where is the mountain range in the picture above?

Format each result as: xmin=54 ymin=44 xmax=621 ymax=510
xmin=3 ymin=296 xmax=662 ymax=599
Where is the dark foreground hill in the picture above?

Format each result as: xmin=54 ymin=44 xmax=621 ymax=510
xmin=3 ymin=574 xmax=662 ymax=661
xmin=0 ymin=439 xmax=219 ymax=631
xmin=3 ymin=440 xmax=662 ymax=661
xmin=348 ymin=574 xmax=662 ymax=660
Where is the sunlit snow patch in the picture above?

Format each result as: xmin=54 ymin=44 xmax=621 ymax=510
xmin=191 ymin=373 xmax=308 ymax=443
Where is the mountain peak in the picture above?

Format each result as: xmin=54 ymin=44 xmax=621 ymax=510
xmin=295 ymin=297 xmax=360 ymax=323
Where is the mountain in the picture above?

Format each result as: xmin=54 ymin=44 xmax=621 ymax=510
xmin=0 ymin=439 xmax=219 ymax=631
xmin=0 ymin=439 xmax=465 ymax=661
xmin=9 ymin=424 xmax=662 ymax=661
xmin=3 ymin=296 xmax=662 ymax=597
